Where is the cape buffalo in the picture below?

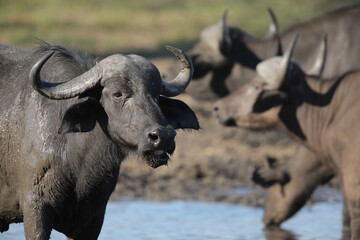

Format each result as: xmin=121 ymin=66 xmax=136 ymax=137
xmin=181 ymin=4 xmax=360 ymax=100
xmin=212 ymin=34 xmax=330 ymax=228
xmin=0 ymin=43 xmax=199 ymax=239
xmin=253 ymin=146 xmax=336 ymax=228
xmin=162 ymin=8 xmax=281 ymax=101
xmin=214 ymin=34 xmax=360 ymax=239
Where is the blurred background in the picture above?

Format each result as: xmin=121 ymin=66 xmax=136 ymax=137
xmin=1 ymin=0 xmax=359 ymax=239
xmin=0 ymin=0 xmax=356 ymax=55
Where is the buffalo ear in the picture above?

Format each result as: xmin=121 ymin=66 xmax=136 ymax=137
xmin=159 ymin=96 xmax=200 ymax=130
xmin=252 ymin=90 xmax=287 ymax=113
xmin=59 ymin=97 xmax=104 ymax=134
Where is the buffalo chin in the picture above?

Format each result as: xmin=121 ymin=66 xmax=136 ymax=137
xmin=143 ymin=150 xmax=172 ymax=168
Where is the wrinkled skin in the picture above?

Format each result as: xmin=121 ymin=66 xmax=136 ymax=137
xmin=166 ymin=4 xmax=360 ymax=101
xmin=0 ymin=43 xmax=199 ymax=239
xmin=213 ymin=40 xmax=360 ymax=238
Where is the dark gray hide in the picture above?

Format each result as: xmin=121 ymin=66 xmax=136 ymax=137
xmin=0 ymin=43 xmax=199 ymax=239
xmin=172 ymin=4 xmax=360 ymax=100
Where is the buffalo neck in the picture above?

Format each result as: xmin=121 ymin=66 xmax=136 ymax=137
xmin=62 ymin=124 xmax=126 ymax=199
xmin=231 ymin=35 xmax=279 ymax=70
xmin=278 ymin=72 xmax=359 ymax=159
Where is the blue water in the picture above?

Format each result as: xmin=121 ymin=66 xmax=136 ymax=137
xmin=0 ymin=200 xmax=342 ymax=240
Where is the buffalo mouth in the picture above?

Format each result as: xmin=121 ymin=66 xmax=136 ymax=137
xmin=143 ymin=148 xmax=174 ymax=168
xmin=219 ymin=117 xmax=237 ymax=127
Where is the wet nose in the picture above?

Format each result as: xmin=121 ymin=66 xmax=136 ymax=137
xmin=148 ymin=128 xmax=176 ymax=148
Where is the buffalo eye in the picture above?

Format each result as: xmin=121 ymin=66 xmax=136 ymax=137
xmin=113 ymin=92 xmax=122 ymax=99
xmin=154 ymin=97 xmax=159 ymax=103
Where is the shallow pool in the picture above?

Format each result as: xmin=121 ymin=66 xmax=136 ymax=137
xmin=1 ymin=199 xmax=342 ymax=240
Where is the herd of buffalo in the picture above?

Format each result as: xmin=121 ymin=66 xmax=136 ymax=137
xmin=1 ymin=3 xmax=360 ymax=240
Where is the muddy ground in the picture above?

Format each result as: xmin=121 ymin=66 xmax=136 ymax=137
xmin=110 ymin=59 xmax=339 ymax=207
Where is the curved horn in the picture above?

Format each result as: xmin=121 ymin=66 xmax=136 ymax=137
xmin=266 ymin=8 xmax=279 ymax=38
xmin=160 ymin=46 xmax=193 ymax=97
xmin=307 ymin=34 xmax=327 ymax=76
xmin=266 ymin=8 xmax=282 ymax=56
xmin=221 ymin=9 xmax=232 ymax=48
xmin=29 ymin=52 xmax=102 ymax=100
xmin=256 ymin=34 xmax=298 ymax=89
xmin=273 ymin=33 xmax=299 ymax=89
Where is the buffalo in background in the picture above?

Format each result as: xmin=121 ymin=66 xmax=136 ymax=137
xmin=213 ymin=33 xmax=333 ymax=230
xmin=252 ymin=146 xmax=335 ymax=228
xmin=214 ymin=33 xmax=360 ymax=239
xmin=178 ymin=3 xmax=360 ymax=232
xmin=182 ymin=3 xmax=360 ymax=100
xmin=0 ymin=43 xmax=199 ymax=239
xmin=163 ymin=8 xmax=281 ymax=101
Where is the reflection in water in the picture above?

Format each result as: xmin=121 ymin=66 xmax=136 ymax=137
xmin=264 ymin=226 xmax=298 ymax=240
xmin=2 ymin=200 xmax=341 ymax=240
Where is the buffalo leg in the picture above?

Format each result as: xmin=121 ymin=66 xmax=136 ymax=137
xmin=342 ymin=171 xmax=360 ymax=240
xmin=342 ymin=198 xmax=351 ymax=240
xmin=23 ymin=197 xmax=53 ymax=240
xmin=347 ymin=201 xmax=360 ymax=240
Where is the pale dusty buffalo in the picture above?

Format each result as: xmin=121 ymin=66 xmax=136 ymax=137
xmin=214 ymin=34 xmax=359 ymax=239
xmin=178 ymin=4 xmax=360 ymax=100
xmin=253 ymin=146 xmax=337 ymax=228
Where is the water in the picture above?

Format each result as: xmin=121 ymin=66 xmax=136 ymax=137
xmin=0 ymin=199 xmax=342 ymax=240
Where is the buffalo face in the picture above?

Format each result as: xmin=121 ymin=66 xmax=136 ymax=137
xmin=189 ymin=11 xmax=233 ymax=79
xmin=30 ymin=47 xmax=199 ymax=168
xmin=213 ymin=34 xmax=326 ymax=131
xmin=256 ymin=148 xmax=333 ymax=227
xmin=213 ymin=76 xmax=281 ymax=129
xmin=189 ymin=9 xmax=282 ymax=80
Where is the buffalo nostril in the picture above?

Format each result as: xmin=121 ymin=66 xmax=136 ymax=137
xmin=148 ymin=131 xmax=160 ymax=147
xmin=148 ymin=128 xmax=176 ymax=148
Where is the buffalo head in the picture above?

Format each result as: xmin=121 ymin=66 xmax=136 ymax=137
xmin=189 ymin=9 xmax=281 ymax=79
xmin=213 ymin=33 xmax=327 ymax=130
xmin=253 ymin=147 xmax=334 ymax=227
xmin=30 ymin=46 xmax=199 ymax=168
